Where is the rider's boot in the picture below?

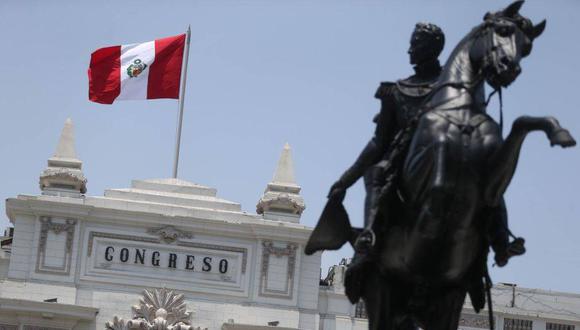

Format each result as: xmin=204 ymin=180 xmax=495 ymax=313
xmin=494 ymin=237 xmax=526 ymax=267
xmin=489 ymin=198 xmax=526 ymax=267
xmin=344 ymin=251 xmax=373 ymax=303
xmin=345 ymin=168 xmax=382 ymax=303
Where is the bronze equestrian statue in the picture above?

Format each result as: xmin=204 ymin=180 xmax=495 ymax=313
xmin=306 ymin=2 xmax=576 ymax=330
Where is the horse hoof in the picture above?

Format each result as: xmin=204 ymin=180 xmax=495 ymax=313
xmin=508 ymin=237 xmax=526 ymax=256
xmin=550 ymin=129 xmax=576 ymax=148
xmin=495 ymin=256 xmax=508 ymax=267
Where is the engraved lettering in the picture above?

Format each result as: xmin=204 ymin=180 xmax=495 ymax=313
xmin=152 ymin=251 xmax=160 ymax=266
xmin=105 ymin=246 xmax=114 ymax=261
xmin=219 ymin=259 xmax=228 ymax=274
xmin=135 ymin=249 xmax=145 ymax=264
xmin=168 ymin=253 xmax=177 ymax=268
xmin=202 ymin=257 xmax=212 ymax=272
xmin=185 ymin=255 xmax=195 ymax=270
xmin=120 ymin=248 xmax=129 ymax=262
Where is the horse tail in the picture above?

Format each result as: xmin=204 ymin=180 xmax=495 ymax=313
xmin=485 ymin=264 xmax=495 ymax=330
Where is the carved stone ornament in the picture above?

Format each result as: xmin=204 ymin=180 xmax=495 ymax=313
xmin=36 ymin=216 xmax=76 ymax=275
xmin=256 ymin=191 xmax=306 ymax=215
xmin=258 ymin=240 xmax=298 ymax=299
xmin=105 ymin=288 xmax=206 ymax=330
xmin=39 ymin=167 xmax=87 ymax=193
xmin=147 ymin=225 xmax=193 ymax=244
xmin=256 ymin=143 xmax=306 ymax=217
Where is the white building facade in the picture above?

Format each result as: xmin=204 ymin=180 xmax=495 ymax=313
xmin=1 ymin=120 xmax=579 ymax=330
xmin=0 ymin=120 xmax=319 ymax=330
xmin=318 ymin=262 xmax=580 ymax=330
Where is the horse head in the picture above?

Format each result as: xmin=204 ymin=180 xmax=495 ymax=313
xmin=471 ymin=0 xmax=546 ymax=90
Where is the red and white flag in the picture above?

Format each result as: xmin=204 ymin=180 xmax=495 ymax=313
xmin=88 ymin=34 xmax=186 ymax=104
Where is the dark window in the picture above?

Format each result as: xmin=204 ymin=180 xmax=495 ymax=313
xmin=355 ymin=300 xmax=368 ymax=319
xmin=458 ymin=313 xmax=491 ymax=329
xmin=504 ymin=318 xmax=533 ymax=330
xmin=547 ymin=323 xmax=575 ymax=330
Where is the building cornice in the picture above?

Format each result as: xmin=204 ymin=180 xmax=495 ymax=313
xmin=0 ymin=297 xmax=98 ymax=320
xmin=6 ymin=195 xmax=313 ymax=243
xmin=222 ymin=324 xmax=299 ymax=330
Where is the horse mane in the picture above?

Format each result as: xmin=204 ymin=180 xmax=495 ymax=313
xmin=440 ymin=23 xmax=485 ymax=76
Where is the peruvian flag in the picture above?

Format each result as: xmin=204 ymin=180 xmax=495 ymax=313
xmin=88 ymin=34 xmax=186 ymax=104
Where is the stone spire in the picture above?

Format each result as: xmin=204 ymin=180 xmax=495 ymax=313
xmin=256 ymin=143 xmax=305 ymax=223
xmin=39 ymin=118 xmax=87 ymax=197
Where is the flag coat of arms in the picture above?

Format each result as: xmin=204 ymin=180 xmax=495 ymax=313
xmin=88 ymin=34 xmax=186 ymax=104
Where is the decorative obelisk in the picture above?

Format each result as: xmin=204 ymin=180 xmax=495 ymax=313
xmin=39 ymin=118 xmax=87 ymax=197
xmin=256 ymin=143 xmax=305 ymax=223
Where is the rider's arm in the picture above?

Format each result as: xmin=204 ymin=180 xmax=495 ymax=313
xmin=330 ymin=83 xmax=398 ymax=194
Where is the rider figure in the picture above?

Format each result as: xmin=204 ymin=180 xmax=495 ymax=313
xmin=328 ymin=23 xmax=524 ymax=272
xmin=328 ymin=22 xmax=444 ymax=232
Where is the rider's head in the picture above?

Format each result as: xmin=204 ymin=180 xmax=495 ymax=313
xmin=408 ymin=22 xmax=445 ymax=66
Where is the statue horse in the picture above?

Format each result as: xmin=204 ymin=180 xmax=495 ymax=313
xmin=306 ymin=2 xmax=576 ymax=330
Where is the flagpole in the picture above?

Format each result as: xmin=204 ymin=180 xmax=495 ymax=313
xmin=172 ymin=25 xmax=191 ymax=178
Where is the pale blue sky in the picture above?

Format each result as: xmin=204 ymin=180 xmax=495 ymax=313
xmin=1 ymin=1 xmax=579 ymax=293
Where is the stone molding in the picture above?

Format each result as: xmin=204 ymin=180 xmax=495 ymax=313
xmin=256 ymin=192 xmax=305 ymax=216
xmin=36 ymin=216 xmax=76 ymax=275
xmin=0 ymin=297 xmax=98 ymax=330
xmin=222 ymin=324 xmax=298 ymax=330
xmin=147 ymin=225 xmax=193 ymax=244
xmin=23 ymin=326 xmax=65 ymax=330
xmin=258 ymin=240 xmax=297 ymax=299
xmin=0 ymin=325 xmax=18 ymax=330
xmin=105 ymin=287 xmax=207 ymax=330
xmin=39 ymin=167 xmax=87 ymax=193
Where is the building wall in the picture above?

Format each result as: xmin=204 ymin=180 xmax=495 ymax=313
xmin=76 ymin=288 xmax=302 ymax=330
xmin=317 ymin=265 xmax=580 ymax=330
xmin=1 ymin=190 xmax=321 ymax=330
xmin=6 ymin=215 xmax=36 ymax=280
xmin=3 ymin=192 xmax=580 ymax=330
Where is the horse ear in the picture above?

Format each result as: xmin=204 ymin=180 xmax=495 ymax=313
xmin=504 ymin=0 xmax=524 ymax=18
xmin=531 ymin=20 xmax=546 ymax=39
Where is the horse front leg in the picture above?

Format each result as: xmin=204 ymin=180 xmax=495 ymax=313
xmin=485 ymin=116 xmax=576 ymax=206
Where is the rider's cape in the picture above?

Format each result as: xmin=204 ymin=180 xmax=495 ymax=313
xmin=304 ymin=199 xmax=354 ymax=255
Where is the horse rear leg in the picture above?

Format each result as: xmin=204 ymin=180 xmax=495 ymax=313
xmin=363 ymin=270 xmax=392 ymax=330
xmin=362 ymin=273 xmax=414 ymax=330
xmin=485 ymin=116 xmax=575 ymax=206
xmin=422 ymin=287 xmax=467 ymax=330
